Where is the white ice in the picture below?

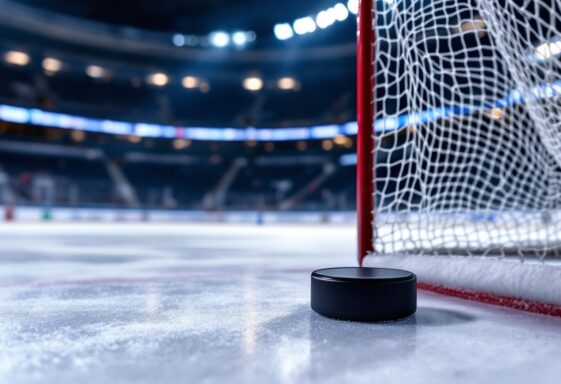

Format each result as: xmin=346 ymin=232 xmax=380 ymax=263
xmin=0 ymin=223 xmax=560 ymax=384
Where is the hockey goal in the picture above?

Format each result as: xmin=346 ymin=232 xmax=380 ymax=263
xmin=357 ymin=0 xmax=561 ymax=315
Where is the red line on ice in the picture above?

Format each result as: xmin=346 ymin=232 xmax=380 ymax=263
xmin=418 ymin=282 xmax=561 ymax=318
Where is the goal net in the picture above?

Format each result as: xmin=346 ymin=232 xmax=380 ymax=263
xmin=358 ymin=0 xmax=561 ymax=312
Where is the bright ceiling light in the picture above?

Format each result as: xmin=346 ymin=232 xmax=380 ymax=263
xmin=274 ymin=23 xmax=294 ymax=40
xmin=333 ymin=3 xmax=350 ymax=21
xmin=42 ymin=58 xmax=62 ymax=73
xmin=209 ymin=31 xmax=230 ymax=47
xmin=146 ymin=72 xmax=169 ymax=87
xmin=293 ymin=17 xmax=317 ymax=35
xmin=86 ymin=65 xmax=108 ymax=79
xmin=277 ymin=77 xmax=299 ymax=91
xmin=182 ymin=76 xmax=201 ymax=89
xmin=279 ymin=3 xmax=353 ymax=39
xmin=535 ymin=40 xmax=561 ymax=61
xmin=172 ymin=34 xmax=186 ymax=47
xmin=232 ymin=31 xmax=249 ymax=46
xmin=243 ymin=76 xmax=264 ymax=92
xmin=316 ymin=10 xmax=336 ymax=29
xmin=4 ymin=51 xmax=30 ymax=66
xmin=347 ymin=0 xmax=359 ymax=15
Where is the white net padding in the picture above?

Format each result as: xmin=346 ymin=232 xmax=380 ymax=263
xmin=373 ymin=0 xmax=561 ymax=258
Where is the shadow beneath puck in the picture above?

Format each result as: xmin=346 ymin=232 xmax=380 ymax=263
xmin=413 ymin=307 xmax=476 ymax=326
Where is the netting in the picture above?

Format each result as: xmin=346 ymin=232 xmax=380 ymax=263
xmin=373 ymin=0 xmax=561 ymax=258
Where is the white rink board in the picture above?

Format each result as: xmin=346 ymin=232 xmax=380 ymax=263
xmin=1 ymin=205 xmax=356 ymax=224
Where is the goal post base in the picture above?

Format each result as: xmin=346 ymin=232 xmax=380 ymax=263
xmin=310 ymin=267 xmax=417 ymax=322
xmin=365 ymin=255 xmax=561 ymax=317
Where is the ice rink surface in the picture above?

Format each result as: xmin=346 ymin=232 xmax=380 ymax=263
xmin=0 ymin=223 xmax=560 ymax=384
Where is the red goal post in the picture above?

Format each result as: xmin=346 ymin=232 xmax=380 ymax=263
xmin=357 ymin=0 xmax=375 ymax=266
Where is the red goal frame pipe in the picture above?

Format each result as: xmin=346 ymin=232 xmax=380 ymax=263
xmin=354 ymin=3 xmax=561 ymax=319
xmin=357 ymin=0 xmax=375 ymax=266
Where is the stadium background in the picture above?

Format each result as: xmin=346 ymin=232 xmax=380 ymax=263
xmin=0 ymin=0 xmax=362 ymax=222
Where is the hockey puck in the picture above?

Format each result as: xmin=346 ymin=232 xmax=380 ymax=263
xmin=311 ymin=267 xmax=417 ymax=322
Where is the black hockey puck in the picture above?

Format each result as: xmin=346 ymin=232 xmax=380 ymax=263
xmin=311 ymin=267 xmax=417 ymax=322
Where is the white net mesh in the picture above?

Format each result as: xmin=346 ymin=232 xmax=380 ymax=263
xmin=373 ymin=0 xmax=561 ymax=258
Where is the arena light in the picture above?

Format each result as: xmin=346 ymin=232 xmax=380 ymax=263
xmin=0 ymin=105 xmax=29 ymax=123
xmin=277 ymin=77 xmax=299 ymax=91
xmin=487 ymin=108 xmax=504 ymax=120
xmin=333 ymin=135 xmax=350 ymax=146
xmin=42 ymin=58 xmax=62 ymax=74
xmin=246 ymin=31 xmax=257 ymax=43
xmin=71 ymin=130 xmax=86 ymax=142
xmin=243 ymin=76 xmax=264 ymax=92
xmin=277 ymin=2 xmax=353 ymax=40
xmin=334 ymin=135 xmax=353 ymax=148
xmin=455 ymin=17 xmax=487 ymax=38
xmin=172 ymin=34 xmax=186 ymax=47
xmin=209 ymin=31 xmax=230 ymax=47
xmin=174 ymin=31 xmax=254 ymax=48
xmin=86 ymin=65 xmax=108 ymax=79
xmin=322 ymin=140 xmax=334 ymax=151
xmin=232 ymin=31 xmax=249 ymax=47
xmin=347 ymin=0 xmax=358 ymax=15
xmin=274 ymin=23 xmax=294 ymax=40
xmin=182 ymin=76 xmax=201 ymax=89
xmin=339 ymin=153 xmax=357 ymax=166
xmin=173 ymin=139 xmax=191 ymax=150
xmin=296 ymin=141 xmax=308 ymax=151
xmin=316 ymin=10 xmax=336 ymax=29
xmin=535 ymin=40 xmax=561 ymax=61
xmin=333 ymin=3 xmax=349 ymax=21
xmin=4 ymin=51 xmax=30 ymax=66
xmin=293 ymin=17 xmax=317 ymax=35
xmin=146 ymin=72 xmax=169 ymax=87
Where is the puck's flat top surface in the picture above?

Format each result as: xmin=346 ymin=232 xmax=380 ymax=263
xmin=312 ymin=267 xmax=414 ymax=282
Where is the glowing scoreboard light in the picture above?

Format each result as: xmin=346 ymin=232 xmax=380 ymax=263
xmin=0 ymin=105 xmax=29 ymax=123
xmin=0 ymin=104 xmax=354 ymax=141
xmin=1 ymin=80 xmax=560 ymax=141
xmin=0 ymin=104 xmax=519 ymax=140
